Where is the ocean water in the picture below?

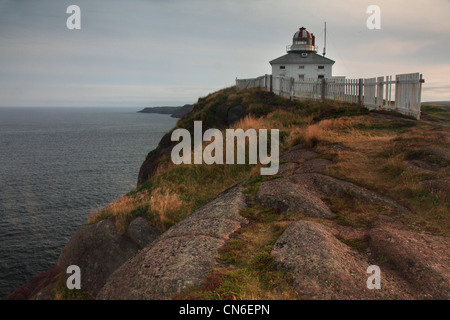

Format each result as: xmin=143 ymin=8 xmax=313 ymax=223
xmin=0 ymin=107 xmax=177 ymax=299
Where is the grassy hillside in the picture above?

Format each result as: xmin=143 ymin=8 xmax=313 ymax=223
xmin=80 ymin=87 xmax=450 ymax=300
xmin=89 ymin=87 xmax=449 ymax=238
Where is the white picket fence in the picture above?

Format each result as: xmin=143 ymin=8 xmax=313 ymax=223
xmin=236 ymin=73 xmax=424 ymax=119
xmin=234 ymin=75 xmax=271 ymax=90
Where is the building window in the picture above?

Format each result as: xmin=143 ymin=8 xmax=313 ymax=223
xmin=318 ymin=66 xmax=325 ymax=69
xmin=280 ymin=66 xmax=285 ymax=69
xmin=318 ymin=75 xmax=325 ymax=79
xmin=299 ymin=65 xmax=305 ymax=69
xmin=299 ymin=75 xmax=305 ymax=81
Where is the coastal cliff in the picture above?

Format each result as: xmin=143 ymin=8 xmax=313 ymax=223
xmin=7 ymin=87 xmax=450 ymax=300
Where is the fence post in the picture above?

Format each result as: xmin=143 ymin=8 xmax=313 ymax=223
xmin=418 ymin=74 xmax=424 ymax=120
xmin=290 ymin=77 xmax=294 ymax=101
xmin=358 ymin=78 xmax=363 ymax=105
xmin=270 ymin=75 xmax=273 ymax=93
xmin=321 ymin=78 xmax=326 ymax=100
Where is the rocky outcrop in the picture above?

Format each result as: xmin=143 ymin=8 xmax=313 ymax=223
xmin=272 ymin=221 xmax=415 ymax=299
xmin=295 ymin=158 xmax=333 ymax=174
xmin=56 ymin=219 xmax=149 ymax=297
xmin=256 ymin=144 xmax=410 ymax=218
xmin=286 ymin=173 xmax=411 ymax=214
xmin=6 ymin=217 xmax=160 ymax=300
xmin=369 ymin=224 xmax=450 ymax=299
xmin=127 ymin=217 xmax=160 ymax=249
xmin=256 ymin=178 xmax=334 ymax=218
xmin=256 ymin=171 xmax=411 ymax=218
xmin=97 ymin=184 xmax=248 ymax=300
xmin=279 ymin=144 xmax=319 ymax=163
xmin=6 ymin=265 xmax=61 ymax=300
xmin=215 ymin=104 xmax=246 ymax=126
xmin=277 ymin=162 xmax=297 ymax=176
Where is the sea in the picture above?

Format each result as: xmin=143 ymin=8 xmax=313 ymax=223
xmin=0 ymin=107 xmax=178 ymax=299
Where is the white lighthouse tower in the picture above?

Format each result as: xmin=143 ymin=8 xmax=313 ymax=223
xmin=270 ymin=27 xmax=335 ymax=81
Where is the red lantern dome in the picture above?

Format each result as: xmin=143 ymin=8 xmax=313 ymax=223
xmin=287 ymin=27 xmax=316 ymax=53
xmin=293 ymin=27 xmax=312 ymax=40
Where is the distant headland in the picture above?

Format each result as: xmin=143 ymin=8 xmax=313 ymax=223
xmin=138 ymin=104 xmax=193 ymax=118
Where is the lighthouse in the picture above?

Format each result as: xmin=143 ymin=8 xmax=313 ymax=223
xmin=270 ymin=27 xmax=335 ymax=81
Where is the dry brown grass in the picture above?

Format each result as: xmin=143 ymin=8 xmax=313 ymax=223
xmin=285 ymin=117 xmax=353 ymax=149
xmin=88 ymin=187 xmax=185 ymax=234
xmin=88 ymin=195 xmax=145 ymax=234
xmin=304 ymin=124 xmax=323 ymax=148
xmin=286 ymin=126 xmax=303 ymax=147
xmin=148 ymin=188 xmax=184 ymax=230
xmin=230 ymin=114 xmax=266 ymax=131
xmin=314 ymin=116 xmax=450 ymax=235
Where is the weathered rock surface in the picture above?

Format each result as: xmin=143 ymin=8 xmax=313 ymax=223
xmin=33 ymin=282 xmax=56 ymax=300
xmin=6 ymin=265 xmax=60 ymax=300
xmin=256 ymin=171 xmax=410 ymax=218
xmin=369 ymin=225 xmax=450 ymax=299
xmin=287 ymin=173 xmax=411 ymax=214
xmin=215 ymin=104 xmax=247 ymax=126
xmin=97 ymin=184 xmax=248 ymax=299
xmin=272 ymin=221 xmax=415 ymax=299
xmin=405 ymin=160 xmax=442 ymax=173
xmin=295 ymin=158 xmax=334 ymax=174
xmin=56 ymin=219 xmax=142 ymax=297
xmin=127 ymin=217 xmax=160 ymax=249
xmin=279 ymin=144 xmax=318 ymax=163
xmin=277 ymin=162 xmax=298 ymax=176
xmin=256 ymin=179 xmax=334 ymax=218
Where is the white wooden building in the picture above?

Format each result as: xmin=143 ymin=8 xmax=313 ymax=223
xmin=270 ymin=27 xmax=335 ymax=81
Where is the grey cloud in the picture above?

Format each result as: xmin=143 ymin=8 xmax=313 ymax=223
xmin=0 ymin=0 xmax=448 ymax=106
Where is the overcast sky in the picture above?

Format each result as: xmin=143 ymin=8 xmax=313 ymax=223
xmin=0 ymin=0 xmax=448 ymax=107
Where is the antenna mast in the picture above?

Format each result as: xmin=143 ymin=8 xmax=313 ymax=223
xmin=323 ymin=21 xmax=327 ymax=56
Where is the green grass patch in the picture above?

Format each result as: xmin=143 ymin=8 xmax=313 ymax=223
xmin=51 ymin=278 xmax=93 ymax=300
xmin=313 ymin=104 xmax=370 ymax=121
xmin=239 ymin=205 xmax=284 ymax=223
xmin=353 ymin=119 xmax=416 ymax=133
xmin=335 ymin=236 xmax=369 ymax=252
xmin=324 ymin=193 xmax=392 ymax=229
xmin=177 ymin=222 xmax=296 ymax=300
xmin=422 ymin=105 xmax=450 ymax=121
